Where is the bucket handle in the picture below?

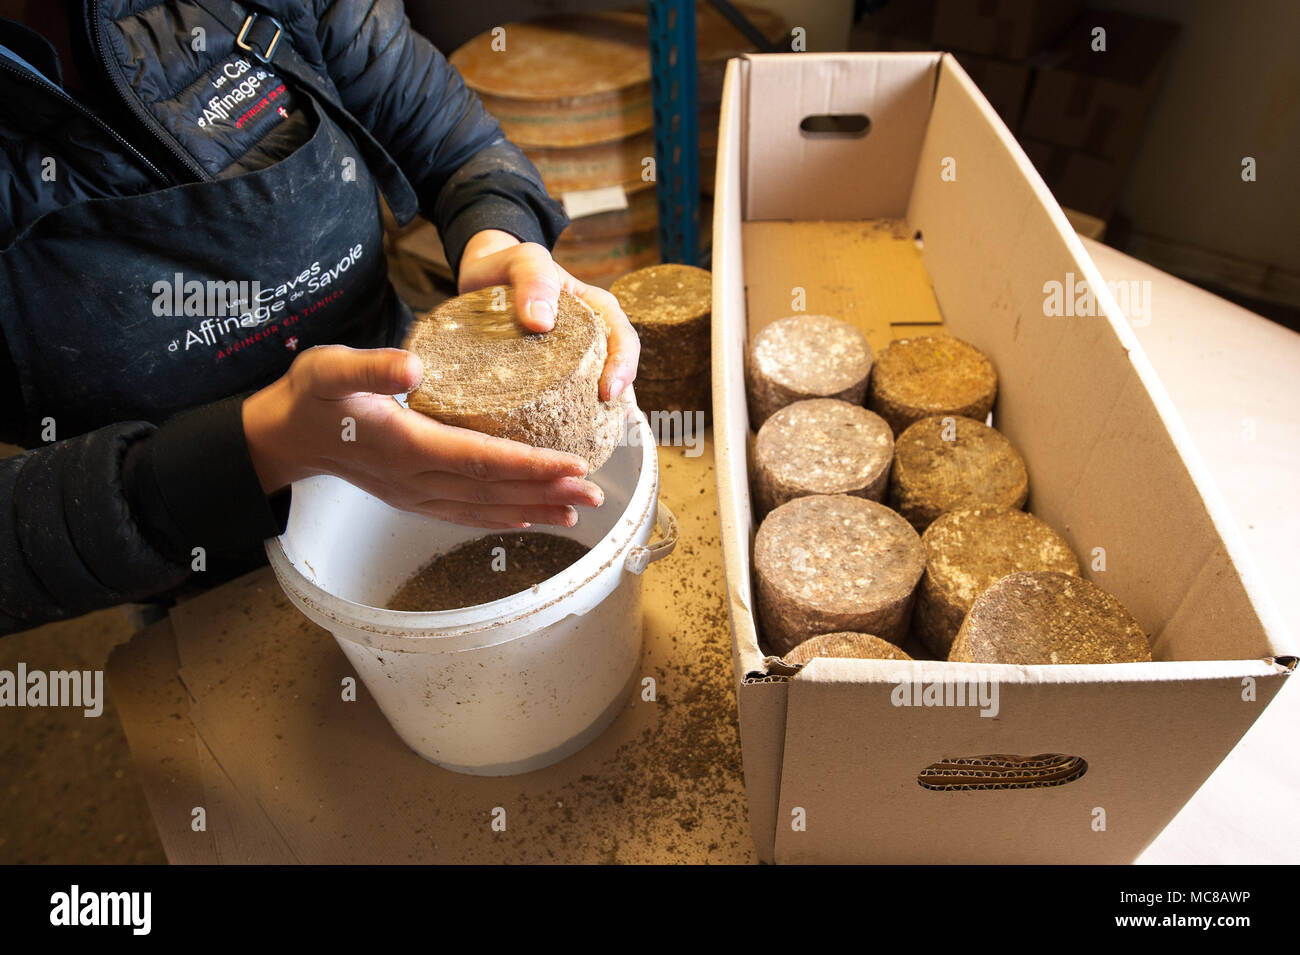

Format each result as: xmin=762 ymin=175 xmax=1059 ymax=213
xmin=625 ymin=499 xmax=679 ymax=575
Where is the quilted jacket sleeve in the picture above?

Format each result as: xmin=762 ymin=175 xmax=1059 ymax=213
xmin=0 ymin=422 xmax=191 ymax=634
xmin=1 ymin=323 xmax=286 ymax=635
xmin=310 ymin=0 xmax=569 ymax=275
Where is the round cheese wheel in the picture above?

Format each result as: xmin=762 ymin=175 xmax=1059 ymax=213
xmin=754 ymin=495 xmax=924 ymax=654
xmin=450 ymin=6 xmax=783 ymax=148
xmin=889 ymin=415 xmax=1029 ymax=531
xmin=782 ymin=632 xmax=913 ymax=665
xmin=917 ymin=506 xmax=1080 ymax=657
xmin=524 ymin=130 xmax=655 ymax=194
xmin=867 ymin=336 xmax=997 ymax=435
xmin=948 ymin=571 xmax=1151 ymax=664
xmin=747 ymin=315 xmax=873 ymax=427
xmin=403 ymin=287 xmax=628 ymax=472
xmin=752 ymin=399 xmax=893 ymax=517
xmin=610 ymin=264 xmax=712 ymax=379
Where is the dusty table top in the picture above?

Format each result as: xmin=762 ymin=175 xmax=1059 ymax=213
xmin=110 ymin=436 xmax=754 ymax=864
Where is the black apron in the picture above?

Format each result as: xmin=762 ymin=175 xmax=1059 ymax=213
xmin=0 ymin=9 xmax=420 ymax=439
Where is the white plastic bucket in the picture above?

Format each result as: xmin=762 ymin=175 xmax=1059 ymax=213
xmin=265 ymin=410 xmax=677 ymax=775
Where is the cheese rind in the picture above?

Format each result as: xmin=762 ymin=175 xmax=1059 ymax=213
xmin=754 ymin=494 xmax=924 ymax=654
xmin=867 ymin=335 xmax=997 ymax=435
xmin=752 ymin=399 xmax=893 ymax=517
xmin=889 ymin=415 xmax=1029 ymax=531
xmin=782 ymin=631 xmax=913 ymax=665
xmin=403 ymin=286 xmax=627 ymax=471
xmin=917 ymin=506 xmax=1080 ymax=657
xmin=948 ymin=571 xmax=1151 ymax=664
xmin=746 ymin=315 xmax=873 ymax=427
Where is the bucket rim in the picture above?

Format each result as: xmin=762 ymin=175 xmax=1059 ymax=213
xmin=264 ymin=409 xmax=659 ymax=647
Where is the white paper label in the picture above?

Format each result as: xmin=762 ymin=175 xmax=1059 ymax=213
xmin=562 ymin=185 xmax=629 ymax=220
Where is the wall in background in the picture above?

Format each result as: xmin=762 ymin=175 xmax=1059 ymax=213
xmin=1102 ymin=0 xmax=1300 ymax=301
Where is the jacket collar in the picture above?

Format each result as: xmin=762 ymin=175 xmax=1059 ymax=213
xmin=0 ymin=17 xmax=65 ymax=85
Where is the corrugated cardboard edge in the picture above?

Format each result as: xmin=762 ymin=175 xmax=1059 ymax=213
xmin=715 ymin=55 xmax=780 ymax=862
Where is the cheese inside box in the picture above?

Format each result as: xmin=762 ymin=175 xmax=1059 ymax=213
xmin=710 ymin=53 xmax=1295 ymax=864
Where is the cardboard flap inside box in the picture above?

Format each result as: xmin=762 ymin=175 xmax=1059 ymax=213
xmin=711 ymin=52 xmax=1294 ymax=864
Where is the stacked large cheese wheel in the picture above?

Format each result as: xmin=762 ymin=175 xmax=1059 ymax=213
xmin=450 ymin=6 xmax=782 ymax=287
xmin=745 ymin=323 xmax=1151 ymax=667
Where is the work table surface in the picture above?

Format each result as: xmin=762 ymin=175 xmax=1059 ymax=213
xmin=108 ymin=241 xmax=1299 ymax=864
xmin=110 ymin=438 xmax=754 ymax=864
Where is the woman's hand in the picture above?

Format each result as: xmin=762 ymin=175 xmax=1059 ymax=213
xmin=457 ymin=230 xmax=640 ymax=401
xmin=242 ymin=345 xmax=604 ymax=529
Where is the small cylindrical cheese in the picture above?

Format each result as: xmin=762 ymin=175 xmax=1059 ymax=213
xmin=754 ymin=494 xmax=924 ymax=655
xmin=948 ymin=571 xmax=1152 ymax=664
xmin=867 ymin=335 xmax=998 ymax=435
xmin=782 ymin=632 xmax=913 ymax=665
xmin=752 ymin=399 xmax=893 ymax=517
xmin=747 ymin=315 xmax=873 ymax=427
xmin=403 ymin=286 xmax=628 ymax=472
xmin=889 ymin=415 xmax=1028 ymax=532
xmin=916 ymin=506 xmax=1080 ymax=657
xmin=610 ymin=264 xmax=712 ymax=380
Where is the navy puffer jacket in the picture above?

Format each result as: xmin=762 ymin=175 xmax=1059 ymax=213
xmin=0 ymin=0 xmax=568 ymax=633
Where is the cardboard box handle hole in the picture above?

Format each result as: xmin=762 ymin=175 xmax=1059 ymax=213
xmin=799 ymin=114 xmax=870 ymax=138
xmin=918 ymin=753 xmax=1088 ymax=791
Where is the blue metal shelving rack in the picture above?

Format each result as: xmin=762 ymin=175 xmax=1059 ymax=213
xmin=648 ymin=0 xmax=701 ymax=267
xmin=648 ymin=1 xmax=778 ymax=268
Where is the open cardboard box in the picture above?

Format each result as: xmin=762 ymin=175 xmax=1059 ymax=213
xmin=710 ymin=52 xmax=1296 ymax=864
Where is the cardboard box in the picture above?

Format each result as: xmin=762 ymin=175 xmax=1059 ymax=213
xmin=931 ymin=0 xmax=1081 ymax=60
xmin=711 ymin=52 xmax=1294 ymax=864
xmin=1020 ymin=136 xmax=1126 ymax=220
xmin=1020 ymin=10 xmax=1179 ymax=164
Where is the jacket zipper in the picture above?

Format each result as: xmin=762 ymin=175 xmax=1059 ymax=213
xmin=89 ymin=0 xmax=212 ymax=182
xmin=0 ymin=59 xmax=170 ymax=187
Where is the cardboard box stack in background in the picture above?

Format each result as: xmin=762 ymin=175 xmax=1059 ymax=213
xmin=852 ymin=2 xmax=1179 ymax=229
xmin=1019 ymin=139 xmax=1124 ymax=232
xmin=1019 ymin=10 xmax=1179 ymax=221
xmin=849 ymin=0 xmax=935 ymax=53
xmin=931 ymin=0 xmax=1083 ymax=60
xmin=853 ymin=0 xmax=1077 ymax=133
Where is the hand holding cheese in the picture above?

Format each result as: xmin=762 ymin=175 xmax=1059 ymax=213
xmin=457 ymin=230 xmax=641 ymax=402
xmin=242 ymin=344 xmax=603 ymax=530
